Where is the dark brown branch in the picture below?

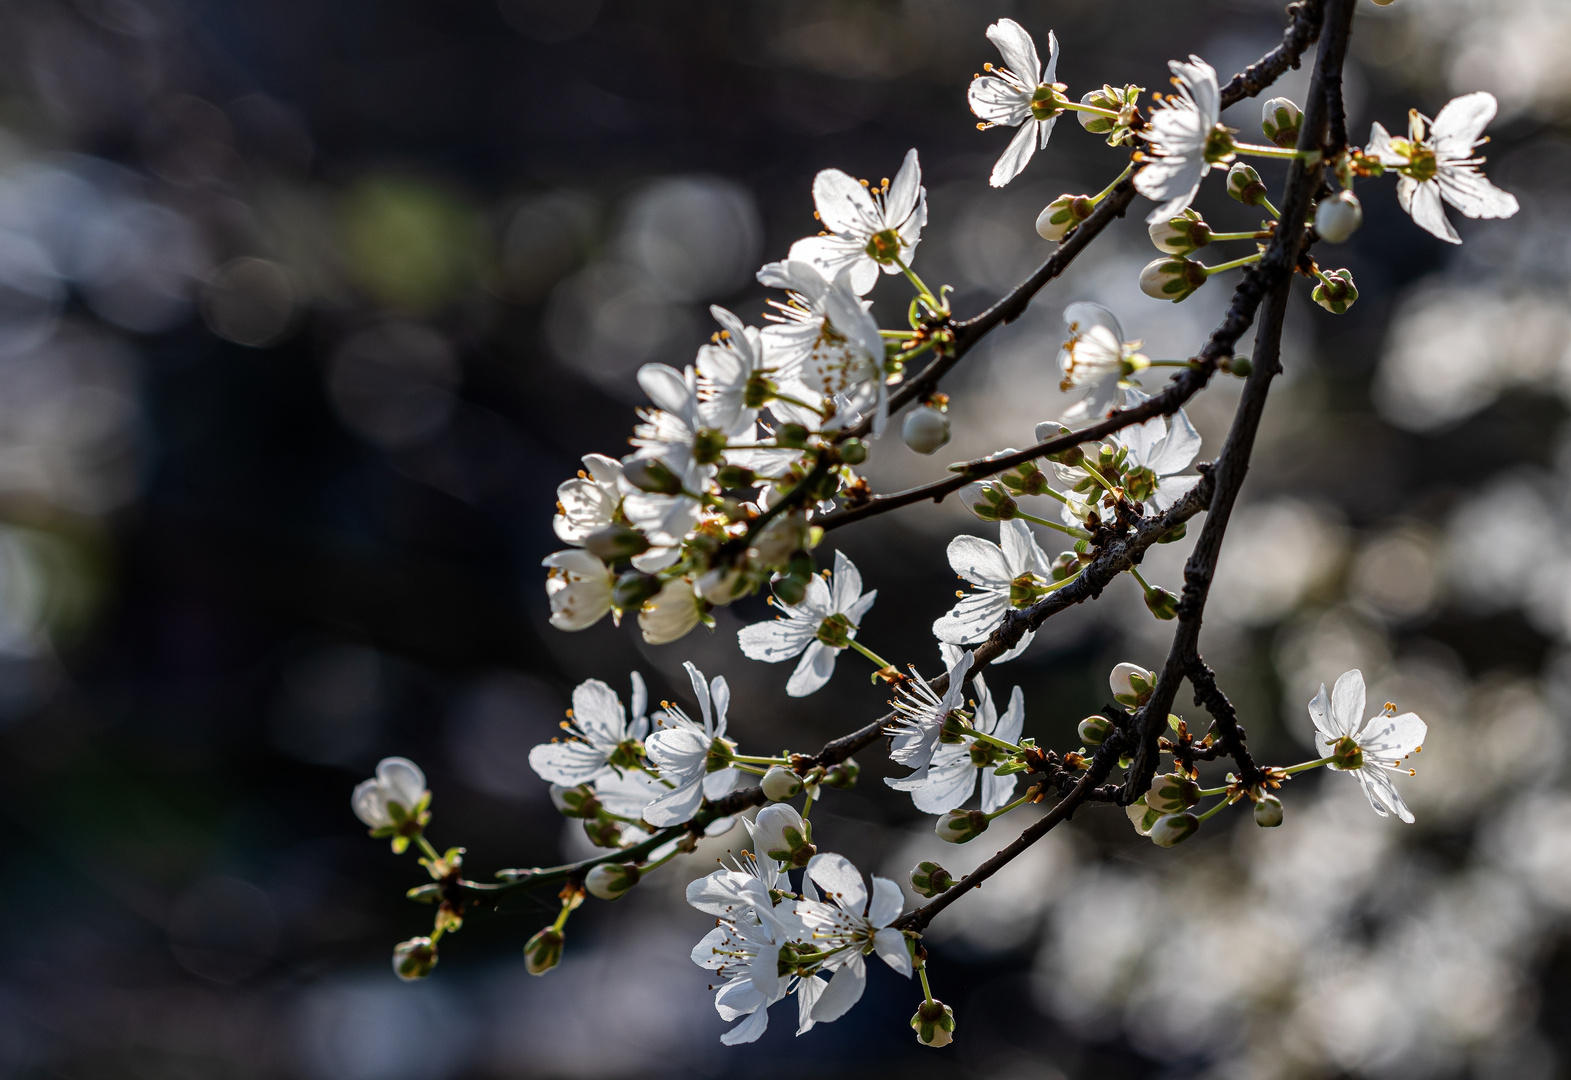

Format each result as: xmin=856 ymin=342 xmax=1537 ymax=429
xmin=1187 ymin=656 xmax=1261 ymax=784
xmin=1218 ymin=0 xmax=1325 ymax=106
xmin=1122 ymin=0 xmax=1354 ymax=804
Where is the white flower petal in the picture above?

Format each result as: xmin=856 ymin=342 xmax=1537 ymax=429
xmin=947 ymin=534 xmax=1013 ymax=587
xmin=571 ymin=679 xmax=626 ymax=746
xmin=1430 ymin=91 xmax=1497 ymax=155
xmin=873 ymin=927 xmax=912 ymax=976
xmin=786 ymin=640 xmax=839 ymax=697
xmin=738 ymin=618 xmax=818 ymax=663
xmin=1358 ymin=711 xmax=1426 ymax=761
xmin=968 ymin=75 xmax=1033 ymax=128
xmin=932 ymin=591 xmax=1010 ymax=645
xmin=810 ymin=954 xmax=867 ymax=1022
xmin=830 ymin=549 xmax=863 ymax=612
xmin=643 ymin=778 xmax=705 ymax=826
xmin=990 ymin=119 xmax=1041 ymax=188
xmin=868 ymin=876 xmax=905 ymax=929
xmin=1405 ymin=179 xmax=1462 ymax=244
xmin=720 ymin=1004 xmax=771 ymax=1045
xmin=812 ymin=168 xmax=881 ymax=239
xmin=986 ymin=18 xmax=1041 ymax=86
xmin=527 ymin=741 xmax=608 ymax=786
xmin=1331 ymin=669 xmax=1366 ymax=737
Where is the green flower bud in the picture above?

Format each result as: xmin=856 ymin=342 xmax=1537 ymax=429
xmin=761 ymin=765 xmax=804 ymax=802
xmin=1314 ymin=190 xmax=1362 ymax=243
xmin=1260 ymin=97 xmax=1303 ymax=149
xmin=839 ymin=438 xmax=868 ymax=465
xmin=621 ymin=456 xmax=683 ymax=495
xmin=1223 ymin=355 xmax=1253 ymax=377
xmin=960 ymin=480 xmax=1017 ymax=522
xmin=1077 ymin=714 xmax=1112 ymax=746
xmin=936 ymin=809 xmax=990 ymax=844
xmin=585 ymin=861 xmax=640 ymax=900
xmin=393 ymin=936 xmax=438 ymax=981
xmin=551 ymin=783 xmax=602 ymax=819
xmin=1312 ymin=269 xmax=1358 ymax=314
xmin=822 ymin=757 xmax=860 ymax=789
xmin=911 ymin=999 xmax=956 ymax=1047
xmin=1110 ymin=662 xmax=1155 ymax=707
xmin=1036 ymin=193 xmax=1095 ymax=242
xmin=1144 ymin=586 xmax=1179 ymax=620
xmin=524 ymin=927 xmax=564 ymax=976
xmin=1127 ymin=795 xmax=1162 ymax=837
xmin=611 ymin=569 xmax=662 ymax=612
xmin=716 ymin=464 xmax=757 ymax=489
xmin=1227 ymin=162 xmax=1268 ymax=206
xmin=1254 ymin=793 xmax=1284 ymax=828
xmin=583 ymin=816 xmax=622 ymax=848
xmin=1148 ymin=208 xmax=1212 ymax=256
xmin=1145 ymin=772 xmax=1200 ymax=813
xmin=1139 ymin=256 xmax=1207 ymax=303
xmin=1150 ymin=812 xmax=1200 ymax=848
xmin=582 ymin=523 xmax=649 ymax=562
xmin=910 ymin=860 xmax=954 ymax=898
xmin=902 ymin=406 xmax=951 ymax=455
xmin=775 ymin=423 xmax=811 ymax=449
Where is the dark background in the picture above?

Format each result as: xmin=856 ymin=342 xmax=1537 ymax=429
xmin=0 ymin=0 xmax=1567 ymax=1077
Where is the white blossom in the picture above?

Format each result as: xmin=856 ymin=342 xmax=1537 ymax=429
xmin=637 ymin=577 xmax=703 ymax=645
xmin=795 ymin=853 xmax=912 ymax=1021
xmin=1365 ymin=92 xmax=1519 ymax=245
xmin=619 ymin=446 xmax=714 ymax=554
xmin=967 ymin=19 xmax=1061 ymax=188
xmin=352 ymin=757 xmax=428 ymax=829
xmin=527 ymin=672 xmax=649 ymax=786
xmin=1308 ymin=668 xmax=1427 ymax=823
xmin=542 ymin=549 xmax=615 ymax=631
xmin=888 ymin=660 xmax=1024 ymax=813
xmin=696 ymin=306 xmax=774 ymax=432
xmin=689 ymin=877 xmax=808 ymax=1044
xmin=758 ymin=259 xmax=888 ymax=436
xmin=553 ymin=454 xmax=622 ymax=545
xmin=1110 ymin=389 xmax=1202 ymax=511
xmin=1134 ymin=56 xmax=1224 ymax=223
xmin=737 ymin=549 xmax=878 ymax=697
xmin=1055 ymin=301 xmax=1144 ymax=423
xmin=643 ymin=661 xmax=739 ymax=825
xmin=631 ymin=362 xmax=749 ymax=465
xmin=787 ymin=149 xmax=927 ymax=296
xmin=885 ymin=648 xmax=974 ymax=775
xmin=931 ymin=519 xmax=1051 ymax=660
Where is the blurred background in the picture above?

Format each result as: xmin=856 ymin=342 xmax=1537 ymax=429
xmin=0 ymin=0 xmax=1568 ymax=1077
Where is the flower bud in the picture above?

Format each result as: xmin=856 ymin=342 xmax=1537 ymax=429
xmin=1149 ymin=812 xmax=1200 ymax=848
xmin=1260 ymin=97 xmax=1302 ymax=149
xmin=621 ymin=455 xmax=683 ymax=495
xmin=822 ymin=757 xmax=860 ymax=789
xmin=551 ymin=783 xmax=601 ymax=819
xmin=1145 ymin=772 xmax=1200 ymax=813
xmin=524 ymin=927 xmax=564 ymax=975
xmin=751 ymin=512 xmax=809 ymax=568
xmin=1036 ymin=194 xmax=1094 ymax=241
xmin=716 ymin=464 xmax=757 ymax=489
xmin=1312 ymin=269 xmax=1358 ymax=314
xmin=1110 ymin=662 xmax=1154 ymax=707
xmin=902 ymin=406 xmax=951 ymax=455
xmin=581 ymin=523 xmax=649 ymax=563
xmin=585 ymin=861 xmax=640 ymax=900
xmin=583 ymin=816 xmax=622 ymax=848
xmin=1148 ymin=208 xmax=1212 ymax=256
xmin=839 ymin=437 xmax=869 ymax=465
xmin=393 ymin=936 xmax=438 ymax=981
xmin=960 ymin=480 xmax=1017 ymax=522
xmin=1144 ymin=586 xmax=1179 ymax=620
xmin=1078 ymin=714 xmax=1112 ymax=746
xmin=910 ymin=860 xmax=954 ymax=898
xmin=1314 ymin=190 xmax=1363 ymax=243
xmin=1222 ymin=355 xmax=1253 ymax=377
xmin=1139 ymin=256 xmax=1207 ymax=303
xmin=775 ymin=423 xmax=811 ymax=449
xmin=1226 ymin=162 xmax=1268 ymax=206
xmin=1127 ymin=796 xmax=1162 ymax=837
xmin=611 ymin=569 xmax=662 ymax=611
xmin=911 ymin=999 xmax=956 ymax=1047
xmin=936 ymin=808 xmax=990 ymax=844
xmin=761 ymin=765 xmax=804 ymax=801
xmin=754 ymin=803 xmax=815 ymax=867
xmin=1254 ymin=793 xmax=1284 ymax=828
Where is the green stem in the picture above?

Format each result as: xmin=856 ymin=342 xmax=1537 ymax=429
xmin=731 ymin=763 xmax=770 ymax=777
xmin=800 ymin=791 xmax=815 ymax=821
xmin=771 ymin=391 xmax=827 ymax=417
xmin=967 ymin=728 xmax=1025 ymax=755
xmin=1144 ymin=359 xmax=1199 ymax=368
xmin=1261 ymin=196 xmax=1281 ymax=219
xmin=894 ymin=256 xmax=944 ymax=314
xmin=985 ymin=787 xmax=1038 ymax=820
xmin=1016 ymin=510 xmax=1092 ymax=539
xmin=918 ymin=961 xmax=935 ymax=1005
xmin=1078 ymin=459 xmax=1117 ymax=492
xmin=731 ymin=753 xmax=792 ymax=766
xmin=1129 ymin=566 xmax=1158 ymax=595
xmin=1235 ymin=142 xmax=1321 ymax=163
xmin=1207 ymin=230 xmax=1268 ymax=241
xmin=551 ymin=900 xmax=573 ymax=933
xmin=1280 ymin=755 xmax=1336 ymax=776
xmin=1195 ymin=793 xmax=1239 ymax=823
xmin=847 ymin=637 xmax=894 ymax=671
xmin=641 ymin=845 xmax=685 ymax=873
xmin=1091 ymin=162 xmax=1135 ymax=203
xmin=1201 ymin=251 xmax=1265 ymax=276
xmin=880 ymin=329 xmax=917 ymax=339
xmin=1196 ymin=784 xmax=1232 ymax=797
xmin=415 ymin=834 xmax=442 ymax=863
xmin=1060 ymin=100 xmax=1120 ymax=119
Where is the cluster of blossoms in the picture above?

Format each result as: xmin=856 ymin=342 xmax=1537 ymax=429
xmin=348 ymin=6 xmax=1507 ymax=1050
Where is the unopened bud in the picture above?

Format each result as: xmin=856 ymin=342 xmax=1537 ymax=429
xmin=911 ymin=999 xmax=956 ymax=1047
xmin=1223 ymin=355 xmax=1252 ymax=377
xmin=716 ymin=464 xmax=757 ymax=489
xmin=754 ymin=803 xmax=815 ymax=867
xmin=960 ymin=480 xmax=1017 ymax=522
xmin=1254 ymin=793 xmax=1284 ymax=828
xmin=1226 ymin=162 xmax=1268 ymax=206
xmin=1127 ymin=796 xmax=1162 ymax=837
xmin=551 ymin=783 xmax=601 ymax=819
xmin=936 ymin=808 xmax=990 ymax=844
xmin=839 ymin=437 xmax=868 ymax=465
xmin=1110 ymin=662 xmax=1155 ymax=707
xmin=910 ymin=860 xmax=954 ymax=897
xmin=1149 ymin=812 xmax=1200 ymax=848
xmin=822 ymin=757 xmax=860 ymax=789
xmin=1314 ymin=190 xmax=1363 ymax=243
xmin=524 ymin=927 xmax=564 ymax=975
xmin=612 ymin=569 xmax=662 ymax=611
xmin=582 ymin=523 xmax=649 ymax=562
xmin=902 ymin=406 xmax=951 ymax=455
xmin=621 ymin=455 xmax=683 ymax=495
xmin=585 ymin=861 xmax=640 ymax=900
xmin=1148 ymin=208 xmax=1212 ymax=256
xmin=1312 ymin=268 xmax=1358 ymax=314
xmin=1078 ymin=714 xmax=1112 ymax=745
xmin=583 ymin=816 xmax=622 ymax=848
xmin=775 ymin=423 xmax=810 ymax=449
xmin=1144 ymin=586 xmax=1179 ymax=620
xmin=1139 ymin=256 xmax=1207 ymax=303
xmin=1146 ymin=772 xmax=1200 ymax=813
xmin=1037 ymin=193 xmax=1094 ymax=242
xmin=1260 ymin=97 xmax=1302 ymax=149
xmin=393 ymin=936 xmax=438 ymax=981
xmin=761 ymin=765 xmax=804 ymax=801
